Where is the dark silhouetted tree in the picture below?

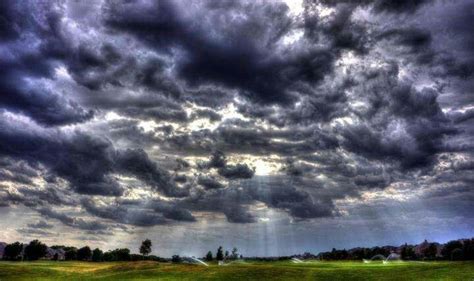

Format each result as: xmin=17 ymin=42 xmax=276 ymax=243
xmin=64 ymin=247 xmax=78 ymax=260
xmin=205 ymin=251 xmax=213 ymax=261
xmin=3 ymin=242 xmax=23 ymax=260
xmin=463 ymin=239 xmax=474 ymax=260
xmin=24 ymin=240 xmax=47 ymax=261
xmin=231 ymin=247 xmax=238 ymax=259
xmin=216 ymin=246 xmax=224 ymax=261
xmin=92 ymin=248 xmax=103 ymax=262
xmin=451 ymin=248 xmax=463 ymax=261
xmin=77 ymin=246 xmax=92 ymax=261
xmin=401 ymin=244 xmax=415 ymax=260
xmin=171 ymin=255 xmax=182 ymax=263
xmin=140 ymin=239 xmax=152 ymax=258
xmin=442 ymin=240 xmax=463 ymax=260
xmin=423 ymin=243 xmax=438 ymax=259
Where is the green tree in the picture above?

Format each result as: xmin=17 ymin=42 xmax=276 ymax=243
xmin=3 ymin=242 xmax=23 ymax=260
xmin=216 ymin=246 xmax=224 ymax=261
xmin=24 ymin=240 xmax=47 ymax=261
xmin=102 ymin=248 xmax=130 ymax=261
xmin=139 ymin=239 xmax=152 ymax=258
xmin=401 ymin=244 xmax=415 ymax=260
xmin=92 ymin=248 xmax=103 ymax=262
xmin=231 ymin=247 xmax=238 ymax=259
xmin=77 ymin=246 xmax=92 ymax=261
xmin=205 ymin=251 xmax=213 ymax=261
xmin=64 ymin=247 xmax=78 ymax=260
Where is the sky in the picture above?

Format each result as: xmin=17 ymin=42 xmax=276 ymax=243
xmin=0 ymin=0 xmax=473 ymax=257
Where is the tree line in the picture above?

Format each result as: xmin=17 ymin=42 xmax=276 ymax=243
xmin=3 ymin=238 xmax=474 ymax=262
xmin=2 ymin=239 xmax=163 ymax=262
xmin=2 ymin=239 xmax=244 ymax=263
xmin=318 ymin=238 xmax=474 ymax=261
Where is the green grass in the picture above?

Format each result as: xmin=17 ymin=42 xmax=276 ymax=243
xmin=0 ymin=260 xmax=473 ymax=280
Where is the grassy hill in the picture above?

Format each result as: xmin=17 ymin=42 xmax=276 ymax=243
xmin=0 ymin=260 xmax=473 ymax=280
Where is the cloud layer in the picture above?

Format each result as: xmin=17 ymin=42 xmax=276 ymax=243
xmin=0 ymin=0 xmax=473 ymax=253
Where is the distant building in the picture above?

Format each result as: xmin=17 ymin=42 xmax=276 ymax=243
xmin=45 ymin=248 xmax=66 ymax=260
xmin=0 ymin=242 xmax=6 ymax=259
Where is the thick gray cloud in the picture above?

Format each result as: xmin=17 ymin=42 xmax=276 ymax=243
xmin=27 ymin=221 xmax=54 ymax=229
xmin=0 ymin=116 xmax=184 ymax=197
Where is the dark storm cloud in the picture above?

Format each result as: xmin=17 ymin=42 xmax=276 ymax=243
xmin=244 ymin=178 xmax=336 ymax=219
xmin=16 ymin=187 xmax=74 ymax=207
xmin=0 ymin=0 xmax=473 ymax=234
xmin=0 ymin=1 xmax=94 ymax=126
xmin=191 ymin=109 xmax=222 ymax=122
xmin=448 ymin=109 xmax=474 ymax=124
xmin=27 ymin=221 xmax=54 ymax=229
xmin=81 ymin=198 xmax=195 ymax=225
xmin=0 ymin=115 xmax=185 ymax=198
xmin=17 ymin=228 xmax=55 ymax=236
xmin=115 ymin=149 xmax=189 ymax=197
xmin=0 ymin=1 xmax=21 ymax=41
xmin=197 ymin=176 xmax=225 ymax=190
xmin=218 ymin=164 xmax=255 ymax=179
xmin=172 ymin=175 xmax=339 ymax=222
xmin=162 ymin=124 xmax=339 ymax=157
xmin=223 ymin=207 xmax=256 ymax=223
xmin=302 ymin=2 xmax=370 ymax=54
xmin=81 ymin=199 xmax=167 ymax=226
xmin=198 ymin=151 xmax=255 ymax=179
xmin=162 ymin=208 xmax=196 ymax=222
xmin=37 ymin=207 xmax=109 ymax=231
xmin=0 ymin=158 xmax=39 ymax=185
xmin=377 ymin=27 xmax=434 ymax=64
xmin=318 ymin=0 xmax=428 ymax=14
xmin=105 ymin=0 xmax=336 ymax=104
xmin=339 ymin=121 xmax=450 ymax=170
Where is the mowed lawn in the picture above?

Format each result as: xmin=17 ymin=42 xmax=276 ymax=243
xmin=0 ymin=260 xmax=473 ymax=280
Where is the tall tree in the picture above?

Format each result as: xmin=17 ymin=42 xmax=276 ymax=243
xmin=205 ymin=251 xmax=213 ymax=261
xmin=64 ymin=247 xmax=78 ymax=260
xmin=216 ymin=246 xmax=224 ymax=261
xmin=92 ymin=248 xmax=103 ymax=262
xmin=24 ymin=240 xmax=47 ymax=261
xmin=231 ymin=247 xmax=238 ymax=259
xmin=139 ymin=239 xmax=152 ymax=258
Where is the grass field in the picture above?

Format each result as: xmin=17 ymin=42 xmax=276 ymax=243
xmin=0 ymin=260 xmax=473 ymax=280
